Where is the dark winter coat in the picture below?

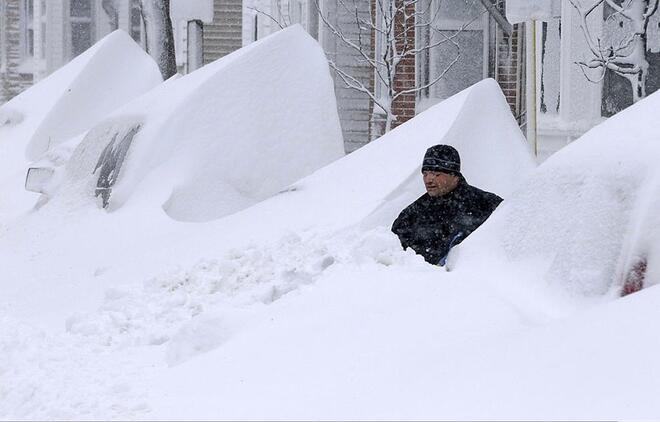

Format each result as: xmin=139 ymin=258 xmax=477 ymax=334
xmin=391 ymin=178 xmax=502 ymax=265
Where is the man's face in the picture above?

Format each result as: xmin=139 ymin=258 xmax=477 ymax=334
xmin=423 ymin=170 xmax=459 ymax=197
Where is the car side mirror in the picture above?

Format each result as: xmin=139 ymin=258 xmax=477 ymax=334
xmin=25 ymin=167 xmax=55 ymax=194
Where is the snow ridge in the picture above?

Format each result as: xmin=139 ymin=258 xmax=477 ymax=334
xmin=0 ymin=227 xmax=420 ymax=419
xmin=66 ymin=227 xmax=420 ymax=351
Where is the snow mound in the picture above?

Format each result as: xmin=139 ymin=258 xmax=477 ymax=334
xmin=0 ymin=107 xmax=23 ymax=127
xmin=235 ymin=77 xmax=535 ymax=232
xmin=0 ymin=78 xmax=532 ymax=334
xmin=54 ymin=25 xmax=344 ymax=222
xmin=0 ymin=313 xmax=151 ymax=419
xmin=458 ymin=88 xmax=660 ymax=298
xmin=0 ymin=30 xmax=162 ymax=218
xmin=64 ymin=227 xmax=420 ymax=365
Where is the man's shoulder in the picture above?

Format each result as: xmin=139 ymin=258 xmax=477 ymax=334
xmin=397 ymin=193 xmax=430 ymax=216
xmin=463 ymin=183 xmax=503 ymax=206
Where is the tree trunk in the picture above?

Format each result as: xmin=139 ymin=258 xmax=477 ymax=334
xmin=139 ymin=0 xmax=177 ymax=79
xmin=624 ymin=0 xmax=652 ymax=102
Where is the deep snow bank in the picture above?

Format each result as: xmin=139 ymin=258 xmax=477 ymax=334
xmin=54 ymin=24 xmax=344 ymax=222
xmin=0 ymin=78 xmax=533 ymax=332
xmin=57 ymin=77 xmax=537 ymax=380
xmin=457 ymin=87 xmax=660 ymax=298
xmin=0 ymin=78 xmax=573 ymax=420
xmin=0 ymin=30 xmax=162 ymax=218
xmin=148 ymin=271 xmax=660 ymax=420
xmin=232 ymin=77 xmax=536 ymax=232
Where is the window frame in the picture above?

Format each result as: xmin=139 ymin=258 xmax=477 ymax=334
xmin=0 ymin=0 xmax=6 ymax=74
xmin=67 ymin=0 xmax=96 ymax=59
xmin=20 ymin=0 xmax=35 ymax=60
xmin=416 ymin=0 xmax=489 ymax=103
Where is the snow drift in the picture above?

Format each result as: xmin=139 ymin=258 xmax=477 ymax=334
xmin=139 ymin=83 xmax=660 ymax=421
xmin=230 ymin=77 xmax=536 ymax=232
xmin=457 ymin=86 xmax=660 ymax=298
xmin=51 ymin=24 xmax=344 ymax=222
xmin=0 ymin=78 xmax=534 ymax=330
xmin=3 ymin=27 xmax=660 ymax=416
xmin=0 ymin=30 xmax=162 ymax=218
xmin=0 ymin=77 xmax=538 ymax=419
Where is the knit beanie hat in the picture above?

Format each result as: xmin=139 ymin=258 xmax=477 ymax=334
xmin=421 ymin=144 xmax=461 ymax=174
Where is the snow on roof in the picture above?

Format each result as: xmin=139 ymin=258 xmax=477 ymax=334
xmin=0 ymin=30 xmax=162 ymax=218
xmin=457 ymin=86 xmax=660 ymax=299
xmin=56 ymin=25 xmax=345 ymax=222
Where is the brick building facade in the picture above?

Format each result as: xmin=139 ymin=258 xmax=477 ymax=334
xmin=389 ymin=0 xmax=416 ymax=131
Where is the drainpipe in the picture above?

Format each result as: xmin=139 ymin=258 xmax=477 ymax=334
xmin=526 ymin=20 xmax=538 ymax=156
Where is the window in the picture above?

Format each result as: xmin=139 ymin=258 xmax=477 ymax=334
xmin=93 ymin=122 xmax=142 ymax=209
xmin=130 ymin=0 xmax=143 ymax=44
xmin=0 ymin=1 xmax=6 ymax=73
xmin=539 ymin=20 xmax=561 ymax=115
xmin=35 ymin=0 xmax=47 ymax=60
xmin=21 ymin=0 xmax=35 ymax=58
xmin=291 ymin=0 xmax=306 ymax=29
xmin=70 ymin=0 xmax=93 ymax=58
xmin=600 ymin=3 xmax=660 ymax=116
xmin=417 ymin=0 xmax=487 ymax=104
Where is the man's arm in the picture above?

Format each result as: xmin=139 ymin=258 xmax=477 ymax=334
xmin=483 ymin=192 xmax=503 ymax=217
xmin=391 ymin=206 xmax=416 ymax=250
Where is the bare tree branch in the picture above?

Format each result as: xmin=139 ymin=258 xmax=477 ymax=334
xmin=477 ymin=0 xmax=512 ymax=36
xmin=569 ymin=0 xmax=657 ymax=102
xmin=254 ymin=0 xmax=484 ymax=133
xmin=247 ymin=6 xmax=286 ymax=30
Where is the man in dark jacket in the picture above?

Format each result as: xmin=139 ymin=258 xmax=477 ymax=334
xmin=392 ymin=144 xmax=502 ymax=265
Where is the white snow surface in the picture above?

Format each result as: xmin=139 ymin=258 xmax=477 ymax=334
xmin=147 ymin=84 xmax=660 ymax=420
xmin=3 ymin=50 xmax=660 ymax=419
xmin=0 ymin=77 xmax=539 ymax=419
xmin=52 ymin=25 xmax=344 ymax=222
xmin=457 ymin=88 xmax=660 ymax=299
xmin=0 ymin=30 xmax=162 ymax=220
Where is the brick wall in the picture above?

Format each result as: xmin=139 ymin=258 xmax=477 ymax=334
xmin=203 ymin=0 xmax=242 ymax=64
xmin=494 ymin=17 xmax=525 ymax=125
xmin=390 ymin=0 xmax=416 ymax=130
